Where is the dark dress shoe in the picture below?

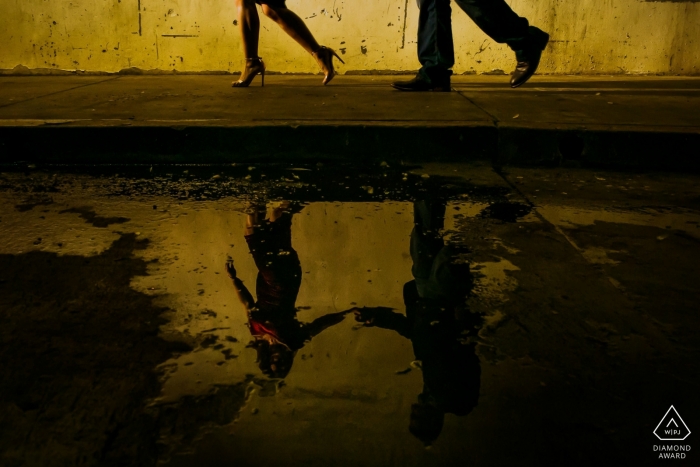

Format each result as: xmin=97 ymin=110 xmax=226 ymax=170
xmin=391 ymin=75 xmax=451 ymax=92
xmin=510 ymin=28 xmax=550 ymax=88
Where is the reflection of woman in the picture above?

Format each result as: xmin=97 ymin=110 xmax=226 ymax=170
xmin=232 ymin=0 xmax=344 ymax=87
xmin=226 ymin=203 xmax=350 ymax=378
xmin=355 ymin=199 xmax=481 ymax=446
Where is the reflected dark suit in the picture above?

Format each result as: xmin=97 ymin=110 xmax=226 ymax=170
xmin=360 ymin=200 xmax=481 ymax=444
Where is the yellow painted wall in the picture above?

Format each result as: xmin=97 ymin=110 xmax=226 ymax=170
xmin=2 ymin=0 xmax=699 ymax=74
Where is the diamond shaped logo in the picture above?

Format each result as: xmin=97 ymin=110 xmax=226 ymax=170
xmin=654 ymin=406 xmax=691 ymax=441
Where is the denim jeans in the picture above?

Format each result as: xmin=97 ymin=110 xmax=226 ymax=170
xmin=410 ymin=200 xmax=469 ymax=300
xmin=417 ymin=0 xmax=531 ymax=83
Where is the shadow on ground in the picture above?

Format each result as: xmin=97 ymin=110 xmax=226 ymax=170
xmin=0 ymin=234 xmax=190 ymax=467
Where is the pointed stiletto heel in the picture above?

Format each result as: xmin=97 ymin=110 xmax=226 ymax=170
xmin=232 ymin=57 xmax=266 ymax=88
xmin=312 ymin=46 xmax=345 ymax=85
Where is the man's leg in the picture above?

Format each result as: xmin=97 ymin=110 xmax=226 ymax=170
xmin=453 ymin=0 xmax=549 ymax=87
xmin=410 ymin=200 xmax=447 ymax=294
xmin=452 ymin=0 xmax=529 ymax=49
xmin=392 ymin=0 xmax=454 ymax=91
xmin=417 ymin=0 xmax=455 ymax=85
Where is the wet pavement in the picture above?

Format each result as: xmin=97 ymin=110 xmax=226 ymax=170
xmin=0 ymin=162 xmax=699 ymax=466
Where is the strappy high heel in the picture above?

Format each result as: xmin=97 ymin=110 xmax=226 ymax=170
xmin=312 ymin=46 xmax=345 ymax=85
xmin=232 ymin=57 xmax=265 ymax=88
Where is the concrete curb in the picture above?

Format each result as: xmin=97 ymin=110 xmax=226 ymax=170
xmin=496 ymin=126 xmax=700 ymax=170
xmin=0 ymin=123 xmax=497 ymax=164
xmin=1 ymin=122 xmax=698 ymax=170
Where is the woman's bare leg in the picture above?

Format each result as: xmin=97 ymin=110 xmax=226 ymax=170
xmin=237 ymin=0 xmax=261 ymax=58
xmin=261 ymin=4 xmax=343 ymax=84
xmin=269 ymin=201 xmax=292 ymax=222
xmin=245 ymin=204 xmax=267 ymax=236
xmin=261 ymin=5 xmax=320 ymax=54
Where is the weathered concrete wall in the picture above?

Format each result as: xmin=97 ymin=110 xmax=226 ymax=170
xmin=1 ymin=0 xmax=699 ymax=75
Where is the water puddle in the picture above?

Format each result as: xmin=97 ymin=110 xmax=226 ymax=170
xmin=142 ymin=199 xmax=493 ymax=464
xmin=1 ymin=164 xmax=698 ymax=466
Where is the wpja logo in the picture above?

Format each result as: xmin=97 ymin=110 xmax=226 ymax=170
xmin=653 ymin=405 xmax=691 ymax=460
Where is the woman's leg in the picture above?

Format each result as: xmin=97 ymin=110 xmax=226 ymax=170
xmin=237 ymin=0 xmax=261 ymax=58
xmin=245 ymin=204 xmax=268 ymax=236
xmin=261 ymin=4 xmax=320 ymax=54
xmin=260 ymin=4 xmax=342 ymax=84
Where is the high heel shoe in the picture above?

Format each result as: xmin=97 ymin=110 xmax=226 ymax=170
xmin=232 ymin=57 xmax=265 ymax=88
xmin=312 ymin=46 xmax=345 ymax=85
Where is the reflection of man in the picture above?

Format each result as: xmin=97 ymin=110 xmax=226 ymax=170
xmin=391 ymin=0 xmax=549 ymax=91
xmin=355 ymin=200 xmax=481 ymax=445
xmin=226 ymin=202 xmax=350 ymax=379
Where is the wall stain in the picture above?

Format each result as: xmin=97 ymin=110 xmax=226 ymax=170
xmin=400 ymin=0 xmax=409 ymax=49
xmin=473 ymin=39 xmax=490 ymax=56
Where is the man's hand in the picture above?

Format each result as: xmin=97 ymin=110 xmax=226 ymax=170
xmin=225 ymin=258 xmax=237 ymax=279
xmin=353 ymin=307 xmax=377 ymax=326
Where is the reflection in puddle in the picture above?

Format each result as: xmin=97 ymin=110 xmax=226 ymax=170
xmin=151 ymin=198 xmax=492 ymax=463
xmin=2 ymin=166 xmax=698 ymax=466
xmin=352 ymin=200 xmax=481 ymax=446
xmin=231 ymin=202 xmax=350 ymax=379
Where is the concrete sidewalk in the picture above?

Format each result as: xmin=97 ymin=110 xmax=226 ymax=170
xmin=0 ymin=75 xmax=699 ymax=168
